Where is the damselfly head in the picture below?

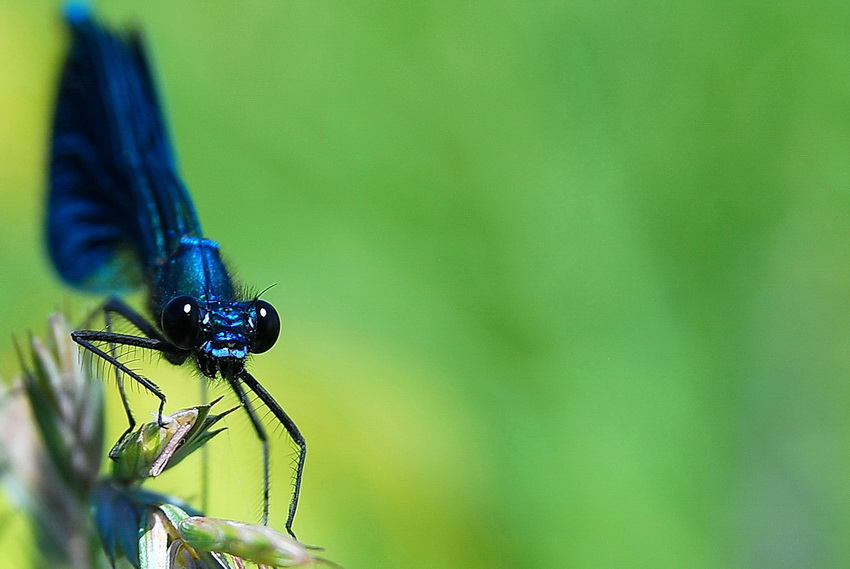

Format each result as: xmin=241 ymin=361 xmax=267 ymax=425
xmin=162 ymin=295 xmax=281 ymax=379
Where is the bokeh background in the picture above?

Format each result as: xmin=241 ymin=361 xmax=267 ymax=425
xmin=2 ymin=1 xmax=850 ymax=567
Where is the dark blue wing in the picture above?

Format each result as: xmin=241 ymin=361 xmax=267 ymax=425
xmin=46 ymin=7 xmax=201 ymax=294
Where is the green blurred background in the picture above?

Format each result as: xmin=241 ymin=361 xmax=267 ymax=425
xmin=3 ymin=0 xmax=850 ymax=567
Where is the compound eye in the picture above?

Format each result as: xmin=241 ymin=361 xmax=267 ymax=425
xmin=162 ymin=295 xmax=201 ymax=349
xmin=251 ymin=300 xmax=280 ymax=353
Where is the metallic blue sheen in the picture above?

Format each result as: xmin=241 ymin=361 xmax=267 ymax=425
xmin=46 ymin=9 xmax=301 ymax=538
xmin=48 ymin=8 xmax=204 ymax=297
xmin=92 ymin=482 xmax=207 ymax=569
xmin=45 ymin=9 xmax=257 ymax=376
